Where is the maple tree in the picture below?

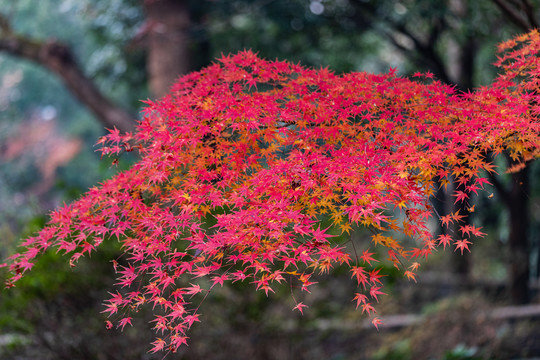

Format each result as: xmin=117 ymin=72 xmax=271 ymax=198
xmin=2 ymin=30 xmax=540 ymax=353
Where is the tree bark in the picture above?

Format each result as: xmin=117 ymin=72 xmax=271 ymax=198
xmin=491 ymin=0 xmax=539 ymax=31
xmin=490 ymin=158 xmax=531 ymax=304
xmin=489 ymin=0 xmax=537 ymax=304
xmin=351 ymin=1 xmax=536 ymax=297
xmin=507 ymin=166 xmax=530 ymax=304
xmin=0 ymin=16 xmax=135 ymax=133
xmin=449 ymin=33 xmax=477 ymax=277
xmin=144 ymin=0 xmax=191 ymax=98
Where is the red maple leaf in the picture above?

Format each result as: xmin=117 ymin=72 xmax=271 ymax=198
xmin=369 ymin=286 xmax=386 ymax=302
xmin=454 ymin=239 xmax=472 ymax=255
xmin=293 ymin=302 xmax=308 ymax=315
xmin=118 ymin=317 xmax=133 ymax=331
xmin=453 ymin=190 xmax=468 ymax=204
xmin=437 ymin=234 xmax=453 ymax=249
xmin=360 ymin=249 xmax=378 ymax=266
xmin=350 ymin=266 xmax=369 ymax=288
xmin=372 ymin=317 xmax=383 ymax=330
xmin=352 ymin=293 xmax=369 ymax=309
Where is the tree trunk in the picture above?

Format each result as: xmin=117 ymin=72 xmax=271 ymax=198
xmin=488 ymin=153 xmax=532 ymax=304
xmin=449 ymin=33 xmax=477 ymax=277
xmin=489 ymin=0 xmax=538 ymax=305
xmin=508 ymin=166 xmax=530 ymax=304
xmin=144 ymin=0 xmax=191 ymax=98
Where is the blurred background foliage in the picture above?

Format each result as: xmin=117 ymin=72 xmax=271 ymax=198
xmin=0 ymin=0 xmax=539 ymax=359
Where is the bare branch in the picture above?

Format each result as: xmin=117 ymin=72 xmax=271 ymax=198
xmin=520 ymin=0 xmax=539 ymax=29
xmin=491 ymin=0 xmax=534 ymax=31
xmin=388 ymin=22 xmax=453 ymax=85
xmin=0 ymin=13 xmax=135 ymax=133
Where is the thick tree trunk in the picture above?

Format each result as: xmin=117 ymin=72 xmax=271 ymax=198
xmin=489 ymin=0 xmax=537 ymax=305
xmin=0 ymin=17 xmax=135 ymax=133
xmin=508 ymin=166 xmax=530 ymax=304
xmin=491 ymin=0 xmax=539 ymax=31
xmin=490 ymin=156 xmax=531 ymax=304
xmin=449 ymin=34 xmax=477 ymax=277
xmin=144 ymin=0 xmax=191 ymax=98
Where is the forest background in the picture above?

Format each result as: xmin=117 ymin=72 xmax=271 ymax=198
xmin=0 ymin=0 xmax=539 ymax=359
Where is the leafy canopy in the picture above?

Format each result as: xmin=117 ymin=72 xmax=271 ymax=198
xmin=3 ymin=30 xmax=540 ymax=353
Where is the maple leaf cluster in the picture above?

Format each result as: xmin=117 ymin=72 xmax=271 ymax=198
xmin=2 ymin=30 xmax=540 ymax=353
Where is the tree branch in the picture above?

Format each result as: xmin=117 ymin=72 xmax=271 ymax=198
xmin=491 ymin=0 xmax=534 ymax=31
xmin=389 ymin=22 xmax=453 ymax=85
xmin=520 ymin=0 xmax=539 ymax=29
xmin=348 ymin=0 xmax=453 ymax=85
xmin=0 ymin=13 xmax=135 ymax=133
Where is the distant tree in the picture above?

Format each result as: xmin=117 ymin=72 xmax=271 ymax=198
xmin=0 ymin=0 xmax=195 ymax=132
xmin=345 ymin=0 xmax=539 ymax=303
xmin=0 ymin=9 xmax=135 ymax=132
xmin=3 ymin=30 xmax=539 ymax=352
xmin=488 ymin=0 xmax=539 ymax=304
xmin=0 ymin=0 xmax=381 ymax=131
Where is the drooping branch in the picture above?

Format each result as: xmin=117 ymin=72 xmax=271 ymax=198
xmin=0 ymin=13 xmax=135 ymax=133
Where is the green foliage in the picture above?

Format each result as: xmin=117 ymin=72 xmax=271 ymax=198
xmin=201 ymin=0 xmax=385 ymax=73
xmin=0 ymin=233 xmax=121 ymax=340
xmin=442 ymin=344 xmax=481 ymax=360
xmin=373 ymin=339 xmax=412 ymax=360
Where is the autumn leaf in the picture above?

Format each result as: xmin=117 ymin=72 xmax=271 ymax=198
xmin=369 ymin=286 xmax=386 ymax=303
xmin=360 ymin=249 xmax=379 ymax=266
xmin=454 ymin=239 xmax=472 ymax=255
xmin=293 ymin=302 xmax=308 ymax=315
xmin=150 ymin=338 xmax=167 ymax=353
xmin=372 ymin=317 xmax=383 ymax=330
xmin=437 ymin=234 xmax=453 ymax=249
xmin=118 ymin=317 xmax=133 ymax=331
xmin=352 ymin=293 xmax=369 ymax=309
xmin=404 ymin=270 xmax=417 ymax=282
xmin=350 ymin=266 xmax=369 ymax=288
xmin=453 ymin=190 xmax=468 ymax=204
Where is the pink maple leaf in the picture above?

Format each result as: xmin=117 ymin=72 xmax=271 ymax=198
xmin=293 ymin=302 xmax=308 ymax=315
